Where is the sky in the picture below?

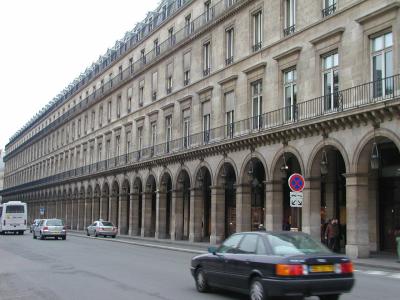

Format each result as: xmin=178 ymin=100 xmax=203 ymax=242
xmin=0 ymin=0 xmax=159 ymax=154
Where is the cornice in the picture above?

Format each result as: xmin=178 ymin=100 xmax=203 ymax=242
xmin=218 ymin=75 xmax=238 ymax=85
xmin=273 ymin=47 xmax=302 ymax=61
xmin=242 ymin=62 xmax=267 ymax=74
xmin=355 ymin=2 xmax=400 ymax=24
xmin=196 ymin=85 xmax=214 ymax=95
xmin=309 ymin=27 xmax=345 ymax=45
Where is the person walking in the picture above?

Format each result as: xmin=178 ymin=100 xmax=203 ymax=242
xmin=325 ymin=219 xmax=340 ymax=252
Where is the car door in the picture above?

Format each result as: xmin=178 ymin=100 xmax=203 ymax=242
xmin=205 ymin=234 xmax=243 ymax=288
xmin=35 ymin=220 xmax=44 ymax=236
xmin=224 ymin=233 xmax=259 ymax=291
xmin=89 ymin=222 xmax=97 ymax=235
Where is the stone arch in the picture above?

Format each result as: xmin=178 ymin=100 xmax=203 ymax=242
xmin=159 ymin=167 xmax=174 ymax=192
xmin=174 ymin=166 xmax=192 ymax=190
xmin=193 ymin=161 xmax=213 ymax=188
xmin=270 ymin=146 xmax=305 ymax=180
xmin=239 ymin=150 xmax=269 ymax=184
xmin=214 ymin=155 xmax=239 ymax=186
xmin=306 ymin=137 xmax=350 ymax=177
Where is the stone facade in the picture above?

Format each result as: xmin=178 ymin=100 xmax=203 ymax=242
xmin=2 ymin=0 xmax=400 ymax=258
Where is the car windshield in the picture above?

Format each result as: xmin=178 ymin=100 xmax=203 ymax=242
xmin=6 ymin=205 xmax=24 ymax=213
xmin=100 ymin=222 xmax=114 ymax=227
xmin=267 ymin=233 xmax=331 ymax=256
xmin=46 ymin=219 xmax=64 ymax=226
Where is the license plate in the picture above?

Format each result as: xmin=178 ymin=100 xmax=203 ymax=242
xmin=53 ymin=231 xmax=60 ymax=234
xmin=310 ymin=265 xmax=334 ymax=273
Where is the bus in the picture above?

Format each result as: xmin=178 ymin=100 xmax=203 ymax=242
xmin=0 ymin=201 xmax=28 ymax=235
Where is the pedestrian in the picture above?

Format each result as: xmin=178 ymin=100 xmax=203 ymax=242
xmin=325 ymin=219 xmax=340 ymax=252
xmin=282 ymin=219 xmax=291 ymax=231
xmin=321 ymin=219 xmax=330 ymax=245
xmin=395 ymin=226 xmax=400 ymax=263
xmin=258 ymin=224 xmax=266 ymax=231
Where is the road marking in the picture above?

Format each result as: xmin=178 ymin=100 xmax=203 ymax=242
xmin=364 ymin=270 xmax=389 ymax=276
xmin=388 ymin=273 xmax=400 ymax=279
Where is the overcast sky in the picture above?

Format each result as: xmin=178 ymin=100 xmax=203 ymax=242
xmin=0 ymin=0 xmax=159 ymax=154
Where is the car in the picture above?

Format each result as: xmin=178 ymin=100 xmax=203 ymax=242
xmin=86 ymin=220 xmax=117 ymax=238
xmin=33 ymin=219 xmax=66 ymax=240
xmin=190 ymin=231 xmax=354 ymax=300
xmin=30 ymin=219 xmax=42 ymax=233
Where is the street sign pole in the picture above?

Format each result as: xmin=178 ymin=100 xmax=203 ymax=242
xmin=288 ymin=173 xmax=305 ymax=231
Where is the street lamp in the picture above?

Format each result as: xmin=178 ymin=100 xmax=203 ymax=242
xmin=280 ymin=152 xmax=289 ymax=179
xmin=320 ymin=149 xmax=329 ymax=175
xmin=370 ymin=141 xmax=380 ymax=170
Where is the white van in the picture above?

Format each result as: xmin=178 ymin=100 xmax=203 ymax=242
xmin=0 ymin=201 xmax=27 ymax=235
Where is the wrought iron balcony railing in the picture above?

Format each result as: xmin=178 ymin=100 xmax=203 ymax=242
xmin=5 ymin=0 xmax=246 ymax=160
xmin=322 ymin=3 xmax=337 ymax=18
xmin=3 ymin=74 xmax=400 ymax=195
xmin=283 ymin=25 xmax=296 ymax=37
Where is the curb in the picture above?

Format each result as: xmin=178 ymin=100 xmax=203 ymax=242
xmin=353 ymin=261 xmax=400 ymax=272
xmin=69 ymin=233 xmax=206 ymax=254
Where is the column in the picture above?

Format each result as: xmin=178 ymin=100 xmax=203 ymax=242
xmin=302 ymin=177 xmax=321 ymax=240
xmin=189 ymin=188 xmax=202 ymax=242
xmin=345 ymin=173 xmax=370 ymax=258
xmin=210 ymin=185 xmax=225 ymax=245
xmin=156 ymin=190 xmax=167 ymax=239
xmin=141 ymin=192 xmax=153 ymax=237
xmin=171 ymin=189 xmax=183 ymax=240
xmin=368 ymin=174 xmax=379 ymax=252
xmin=117 ymin=192 xmax=123 ymax=234
xmin=130 ymin=192 xmax=140 ymax=236
xmin=235 ymin=184 xmax=251 ymax=233
xmin=265 ymin=180 xmax=283 ymax=231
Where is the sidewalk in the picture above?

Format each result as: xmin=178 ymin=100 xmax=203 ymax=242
xmin=69 ymin=231 xmax=400 ymax=271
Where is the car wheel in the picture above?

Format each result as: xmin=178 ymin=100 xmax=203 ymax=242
xmin=20 ymin=231 xmax=24 ymax=235
xmin=86 ymin=230 xmax=90 ymax=236
xmin=320 ymin=295 xmax=340 ymax=300
xmin=112 ymin=235 xmax=116 ymax=238
xmin=40 ymin=233 xmax=45 ymax=240
xmin=62 ymin=236 xmax=66 ymax=240
xmin=249 ymin=277 xmax=266 ymax=300
xmin=195 ymin=268 xmax=209 ymax=293
xmin=94 ymin=231 xmax=98 ymax=237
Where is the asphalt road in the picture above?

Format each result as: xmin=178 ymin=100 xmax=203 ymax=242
xmin=0 ymin=233 xmax=398 ymax=300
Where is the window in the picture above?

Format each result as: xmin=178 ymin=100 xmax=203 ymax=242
xmin=165 ymin=116 xmax=172 ymax=152
xmin=137 ymin=127 xmax=143 ymax=152
xmin=371 ymin=32 xmax=393 ymax=98
xmin=322 ymin=0 xmax=337 ymax=17
xmin=322 ymin=52 xmax=339 ymax=111
xmin=203 ymin=41 xmax=211 ymax=76
xmin=127 ymin=88 xmax=132 ymax=112
xmin=109 ymin=73 xmax=113 ymax=88
xmin=97 ymin=143 xmax=102 ymax=162
xmin=71 ymin=122 xmax=75 ymax=140
xmin=252 ymin=11 xmax=262 ymax=51
xmin=139 ymin=81 xmax=144 ymax=106
xmin=226 ymin=27 xmax=234 ymax=65
xmin=204 ymin=1 xmax=213 ymax=22
xmin=84 ymin=114 xmax=88 ymax=134
xmin=284 ymin=0 xmax=296 ymax=36
xmin=151 ymin=122 xmax=157 ymax=147
xmin=183 ymin=51 xmax=191 ymax=85
xmin=202 ymin=101 xmax=211 ymax=143
xmin=78 ymin=119 xmax=82 ymax=137
xmin=107 ymin=101 xmax=112 ymax=121
xmin=117 ymin=95 xmax=121 ymax=118
xmin=91 ymin=111 xmax=95 ymax=130
xmin=168 ymin=27 xmax=175 ymax=45
xmin=99 ymin=106 xmax=103 ymax=127
xmin=154 ymin=39 xmax=160 ymax=56
xmin=283 ymin=69 xmax=297 ymax=121
xmin=152 ymin=72 xmax=158 ymax=101
xmin=225 ymin=0 xmax=236 ymax=7
xmin=118 ymin=65 xmax=123 ymax=80
xmin=251 ymin=81 xmax=262 ymax=129
xmin=237 ymin=234 xmax=258 ymax=254
xmin=106 ymin=140 xmax=111 ymax=159
xmin=115 ymin=136 xmax=120 ymax=157
xmin=185 ymin=14 xmax=192 ymax=35
xmin=148 ymin=17 xmax=153 ymax=32
xmin=141 ymin=49 xmax=146 ymax=64
xmin=129 ymin=58 xmax=134 ymax=74
xmin=126 ymin=132 xmax=131 ymax=154
xmin=183 ymin=110 xmax=191 ymax=148
xmin=218 ymin=234 xmax=243 ymax=253
xmin=225 ymin=91 xmax=235 ymax=138
xmin=101 ymin=79 xmax=104 ymax=94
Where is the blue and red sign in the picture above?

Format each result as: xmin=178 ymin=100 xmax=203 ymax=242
xmin=288 ymin=173 xmax=305 ymax=192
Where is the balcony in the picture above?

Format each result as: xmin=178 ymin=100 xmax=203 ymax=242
xmin=252 ymin=42 xmax=262 ymax=52
xmin=3 ymin=75 xmax=400 ymax=196
xmin=4 ymin=0 xmax=246 ymax=161
xmin=226 ymin=56 xmax=234 ymax=66
xmin=283 ymin=25 xmax=296 ymax=37
xmin=203 ymin=68 xmax=211 ymax=77
xmin=322 ymin=3 xmax=336 ymax=18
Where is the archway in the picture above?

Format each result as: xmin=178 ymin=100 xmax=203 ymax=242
xmin=93 ymin=184 xmax=101 ymax=221
xmin=143 ymin=175 xmax=156 ymax=237
xmin=309 ymin=145 xmax=347 ymax=251
xmin=86 ymin=185 xmax=93 ymax=226
xmin=101 ymin=183 xmax=110 ymax=220
xmin=111 ymin=181 xmax=120 ymax=226
xmin=273 ymin=152 xmax=302 ymax=231
xmin=132 ymin=177 xmax=143 ymax=236
xmin=175 ymin=169 xmax=191 ymax=240
xmin=79 ymin=186 xmax=85 ymax=230
xmin=357 ymin=135 xmax=400 ymax=253
xmin=193 ymin=166 xmax=212 ymax=242
xmin=120 ymin=179 xmax=130 ymax=235
xmin=159 ymin=172 xmax=172 ymax=239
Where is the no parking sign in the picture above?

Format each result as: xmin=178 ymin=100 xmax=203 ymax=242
xmin=288 ymin=173 xmax=305 ymax=192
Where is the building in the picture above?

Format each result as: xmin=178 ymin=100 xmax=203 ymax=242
xmin=1 ymin=0 xmax=400 ymax=258
xmin=0 ymin=150 xmax=4 ymax=203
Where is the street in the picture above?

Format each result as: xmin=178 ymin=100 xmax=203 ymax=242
xmin=0 ymin=233 xmax=398 ymax=300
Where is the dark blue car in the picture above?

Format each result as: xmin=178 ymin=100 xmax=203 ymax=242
xmin=191 ymin=231 xmax=354 ymax=300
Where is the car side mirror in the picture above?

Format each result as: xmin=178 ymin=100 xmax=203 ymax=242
xmin=208 ymin=246 xmax=217 ymax=255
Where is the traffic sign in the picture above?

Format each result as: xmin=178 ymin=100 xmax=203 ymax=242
xmin=40 ymin=207 xmax=45 ymax=216
xmin=290 ymin=192 xmax=303 ymax=207
xmin=288 ymin=173 xmax=305 ymax=192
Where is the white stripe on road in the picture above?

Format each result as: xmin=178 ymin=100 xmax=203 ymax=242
xmin=364 ymin=270 xmax=389 ymax=276
xmin=388 ymin=273 xmax=400 ymax=279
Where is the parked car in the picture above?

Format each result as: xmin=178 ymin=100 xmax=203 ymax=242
xmin=30 ymin=219 xmax=42 ymax=233
xmin=33 ymin=219 xmax=66 ymax=240
xmin=191 ymin=231 xmax=354 ymax=300
xmin=86 ymin=220 xmax=117 ymax=238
